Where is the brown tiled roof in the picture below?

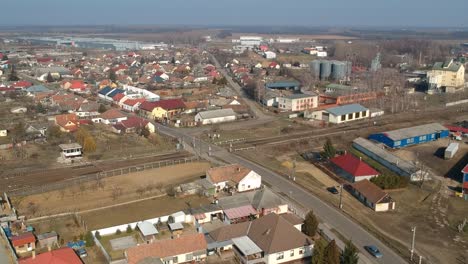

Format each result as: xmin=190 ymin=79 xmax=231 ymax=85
xmin=248 ymin=213 xmax=312 ymax=254
xmin=209 ymin=221 xmax=250 ymax=241
xmin=207 ymin=164 xmax=251 ymax=184
xmin=126 ymin=233 xmax=207 ymax=264
xmin=100 ymin=109 xmax=127 ymax=119
xmin=279 ymin=213 xmax=304 ymax=226
xmin=352 ymin=179 xmax=388 ymax=204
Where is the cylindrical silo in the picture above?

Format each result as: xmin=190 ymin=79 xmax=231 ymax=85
xmin=310 ymin=60 xmax=321 ymax=78
xmin=320 ymin=60 xmax=332 ymax=80
xmin=332 ymin=61 xmax=346 ymax=80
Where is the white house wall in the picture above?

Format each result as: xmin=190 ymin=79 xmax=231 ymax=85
xmin=238 ymin=171 xmax=262 ymax=192
xmin=265 ymin=245 xmax=313 ymax=264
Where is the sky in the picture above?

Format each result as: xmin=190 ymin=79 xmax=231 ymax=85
xmin=1 ymin=0 xmax=467 ymax=28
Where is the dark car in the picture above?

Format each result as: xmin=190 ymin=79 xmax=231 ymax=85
xmin=364 ymin=245 xmax=383 ymax=258
xmin=327 ymin=186 xmax=339 ymax=194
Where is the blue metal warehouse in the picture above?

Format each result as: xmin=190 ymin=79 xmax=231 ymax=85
xmin=265 ymin=81 xmax=300 ymax=90
xmin=368 ymin=123 xmax=449 ymax=148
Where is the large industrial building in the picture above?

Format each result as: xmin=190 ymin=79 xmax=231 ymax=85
xmin=353 ymin=137 xmax=429 ymax=182
xmin=368 ymin=123 xmax=449 ymax=149
xmin=310 ymin=60 xmax=352 ymax=81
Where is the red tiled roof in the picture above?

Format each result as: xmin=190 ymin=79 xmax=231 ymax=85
xmin=207 ymin=164 xmax=251 ymax=184
xmin=446 ymin=125 xmax=468 ymax=134
xmin=120 ymin=116 xmax=148 ymax=129
xmin=112 ymin=93 xmax=126 ymax=102
xmin=55 ymin=113 xmax=78 ymax=131
xmin=12 ymin=81 xmax=33 ymax=88
xmin=10 ymin=232 xmax=35 ymax=247
xmin=463 ymin=181 xmax=468 ymax=190
xmin=126 ymin=234 xmax=207 ymax=264
xmin=123 ymin=98 xmax=145 ymax=107
xmin=331 ymin=154 xmax=379 ymax=177
xmin=140 ymin=99 xmax=185 ymax=112
xmin=19 ymin=247 xmax=82 ymax=264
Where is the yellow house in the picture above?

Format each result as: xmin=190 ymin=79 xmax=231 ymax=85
xmin=139 ymin=99 xmax=185 ymax=120
xmin=428 ymin=59 xmax=465 ymax=93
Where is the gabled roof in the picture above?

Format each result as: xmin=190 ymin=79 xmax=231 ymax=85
xmin=107 ymin=88 xmax=124 ymax=98
xmin=251 ymin=188 xmax=283 ymax=210
xmin=141 ymin=99 xmax=185 ymax=111
xmin=98 ymin=86 xmax=113 ymax=95
xmin=432 ymin=59 xmax=463 ymax=72
xmin=18 ymin=247 xmax=82 ymax=264
xmin=224 ymin=205 xmax=257 ymax=219
xmin=330 ymin=153 xmax=379 ymax=177
xmin=10 ymin=232 xmax=35 ymax=247
xmin=100 ymin=109 xmax=127 ymax=120
xmin=379 ymin=123 xmax=447 ymax=141
xmin=123 ymin=98 xmax=146 ymax=107
xmin=137 ymin=221 xmax=158 ymax=236
xmin=121 ymin=116 xmax=148 ymax=128
xmin=112 ymin=93 xmax=126 ymax=102
xmin=207 ymin=164 xmax=251 ymax=184
xmin=126 ymin=234 xmax=207 ymax=264
xmin=326 ymin=104 xmax=368 ymax=116
xmin=196 ymin=109 xmax=236 ymax=120
xmin=352 ymin=179 xmax=389 ymax=204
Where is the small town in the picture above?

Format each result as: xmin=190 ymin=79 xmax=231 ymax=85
xmin=0 ymin=2 xmax=468 ymax=264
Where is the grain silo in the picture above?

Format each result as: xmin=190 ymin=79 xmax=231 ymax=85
xmin=331 ymin=61 xmax=346 ymax=80
xmin=310 ymin=60 xmax=321 ymax=78
xmin=320 ymin=60 xmax=332 ymax=80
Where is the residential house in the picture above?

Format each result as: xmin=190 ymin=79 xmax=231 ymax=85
xmin=194 ymin=109 xmax=237 ymax=125
xmin=76 ymin=101 xmax=99 ymax=118
xmin=306 ymin=104 xmax=369 ymax=124
xmin=207 ymin=164 xmax=262 ymax=193
xmin=10 ymin=232 xmax=36 ymax=254
xmin=208 ymin=213 xmax=313 ymax=264
xmin=122 ymin=98 xmax=145 ymax=112
xmin=36 ymin=232 xmax=58 ymax=249
xmin=277 ymin=94 xmax=318 ymax=112
xmin=18 ymin=247 xmax=82 ymax=264
xmin=330 ymin=153 xmax=379 ymax=182
xmin=100 ymin=109 xmax=127 ymax=125
xmin=125 ymin=233 xmax=207 ymax=264
xmin=59 ymin=143 xmax=83 ymax=159
xmin=427 ymin=59 xmax=465 ymax=93
xmin=139 ymin=99 xmax=185 ymax=120
xmin=55 ymin=113 xmax=79 ymax=132
xmin=113 ymin=116 xmax=148 ymax=134
xmin=351 ymin=179 xmax=396 ymax=212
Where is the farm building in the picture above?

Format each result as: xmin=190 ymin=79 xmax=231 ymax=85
xmin=306 ymin=103 xmax=369 ymax=124
xmin=330 ymin=153 xmax=379 ymax=182
xmin=368 ymin=123 xmax=449 ymax=148
xmin=195 ymin=109 xmax=236 ymax=125
xmin=353 ymin=137 xmax=429 ymax=182
xmin=351 ymin=179 xmax=396 ymax=212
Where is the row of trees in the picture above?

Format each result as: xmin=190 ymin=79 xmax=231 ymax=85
xmin=75 ymin=127 xmax=97 ymax=153
xmin=312 ymin=239 xmax=359 ymax=264
xmin=370 ymin=173 xmax=409 ymax=189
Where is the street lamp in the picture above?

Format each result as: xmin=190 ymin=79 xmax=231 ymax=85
xmin=410 ymin=226 xmax=416 ymax=261
xmin=339 ymin=184 xmax=343 ymax=209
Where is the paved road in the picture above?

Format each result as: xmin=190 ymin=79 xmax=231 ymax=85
xmin=155 ymin=124 xmax=408 ymax=264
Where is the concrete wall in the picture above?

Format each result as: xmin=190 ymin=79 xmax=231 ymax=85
xmin=265 ymin=245 xmax=313 ymax=264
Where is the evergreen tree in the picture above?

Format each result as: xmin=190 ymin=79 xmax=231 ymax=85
xmin=303 ymin=210 xmax=319 ymax=236
xmin=342 ymin=240 xmax=359 ymax=264
xmin=84 ymin=231 xmax=95 ymax=247
xmin=311 ymin=238 xmax=326 ymax=264
xmin=109 ymin=70 xmax=117 ymax=82
xmin=322 ymin=138 xmax=336 ymax=159
xmin=46 ymin=72 xmax=54 ymax=83
xmin=8 ymin=65 xmax=19 ymax=81
xmin=98 ymin=104 xmax=107 ymax=113
xmin=171 ymin=57 xmax=176 ymax=64
xmin=324 ymin=240 xmax=340 ymax=264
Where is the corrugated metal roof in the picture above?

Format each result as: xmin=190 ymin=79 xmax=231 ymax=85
xmin=232 ymin=236 xmax=263 ymax=255
xmin=224 ymin=205 xmax=257 ymax=219
xmin=326 ymin=104 xmax=368 ymax=116
xmin=197 ymin=108 xmax=236 ymax=119
xmin=381 ymin=123 xmax=447 ymax=141
xmin=137 ymin=221 xmax=158 ymax=236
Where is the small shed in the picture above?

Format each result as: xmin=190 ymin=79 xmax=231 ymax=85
xmin=59 ymin=143 xmax=83 ymax=159
xmin=137 ymin=221 xmax=158 ymax=243
xmin=37 ymin=231 xmax=58 ymax=248
xmin=171 ymin=211 xmax=186 ymax=223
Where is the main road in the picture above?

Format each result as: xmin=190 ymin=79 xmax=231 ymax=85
xmin=156 ymin=123 xmax=408 ymax=264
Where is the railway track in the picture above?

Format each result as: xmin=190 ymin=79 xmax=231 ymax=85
xmin=0 ymin=151 xmax=192 ymax=192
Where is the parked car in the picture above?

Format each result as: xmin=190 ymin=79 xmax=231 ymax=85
xmin=327 ymin=186 xmax=339 ymax=194
xmin=364 ymin=245 xmax=383 ymax=258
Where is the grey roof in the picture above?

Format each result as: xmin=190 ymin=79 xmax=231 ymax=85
xmin=168 ymin=222 xmax=184 ymax=231
xmin=251 ymin=189 xmax=284 ymax=210
xmin=353 ymin=137 xmax=421 ymax=176
xmin=232 ymin=236 xmax=263 ymax=255
xmin=26 ymin=85 xmax=50 ymax=93
xmin=381 ymin=123 xmax=447 ymax=141
xmin=137 ymin=221 xmax=158 ymax=236
xmin=432 ymin=60 xmax=463 ymax=72
xmin=36 ymin=231 xmax=58 ymax=240
xmin=59 ymin=143 xmax=82 ymax=150
xmin=196 ymin=108 xmax=236 ymax=120
xmin=326 ymin=104 xmax=368 ymax=116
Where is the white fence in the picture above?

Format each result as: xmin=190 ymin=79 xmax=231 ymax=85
xmin=446 ymin=99 xmax=468 ymax=107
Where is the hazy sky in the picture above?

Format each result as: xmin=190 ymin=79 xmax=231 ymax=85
xmin=1 ymin=0 xmax=467 ymax=27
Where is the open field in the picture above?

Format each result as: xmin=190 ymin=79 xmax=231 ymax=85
xmin=12 ymin=162 xmax=211 ymax=217
xmin=238 ymin=144 xmax=468 ymax=264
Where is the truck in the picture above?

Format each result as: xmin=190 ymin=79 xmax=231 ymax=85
xmin=444 ymin=142 xmax=459 ymax=159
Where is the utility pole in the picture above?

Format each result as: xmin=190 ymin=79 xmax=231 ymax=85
xmin=339 ymin=184 xmax=343 ymax=209
xmin=410 ymin=226 xmax=416 ymax=261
